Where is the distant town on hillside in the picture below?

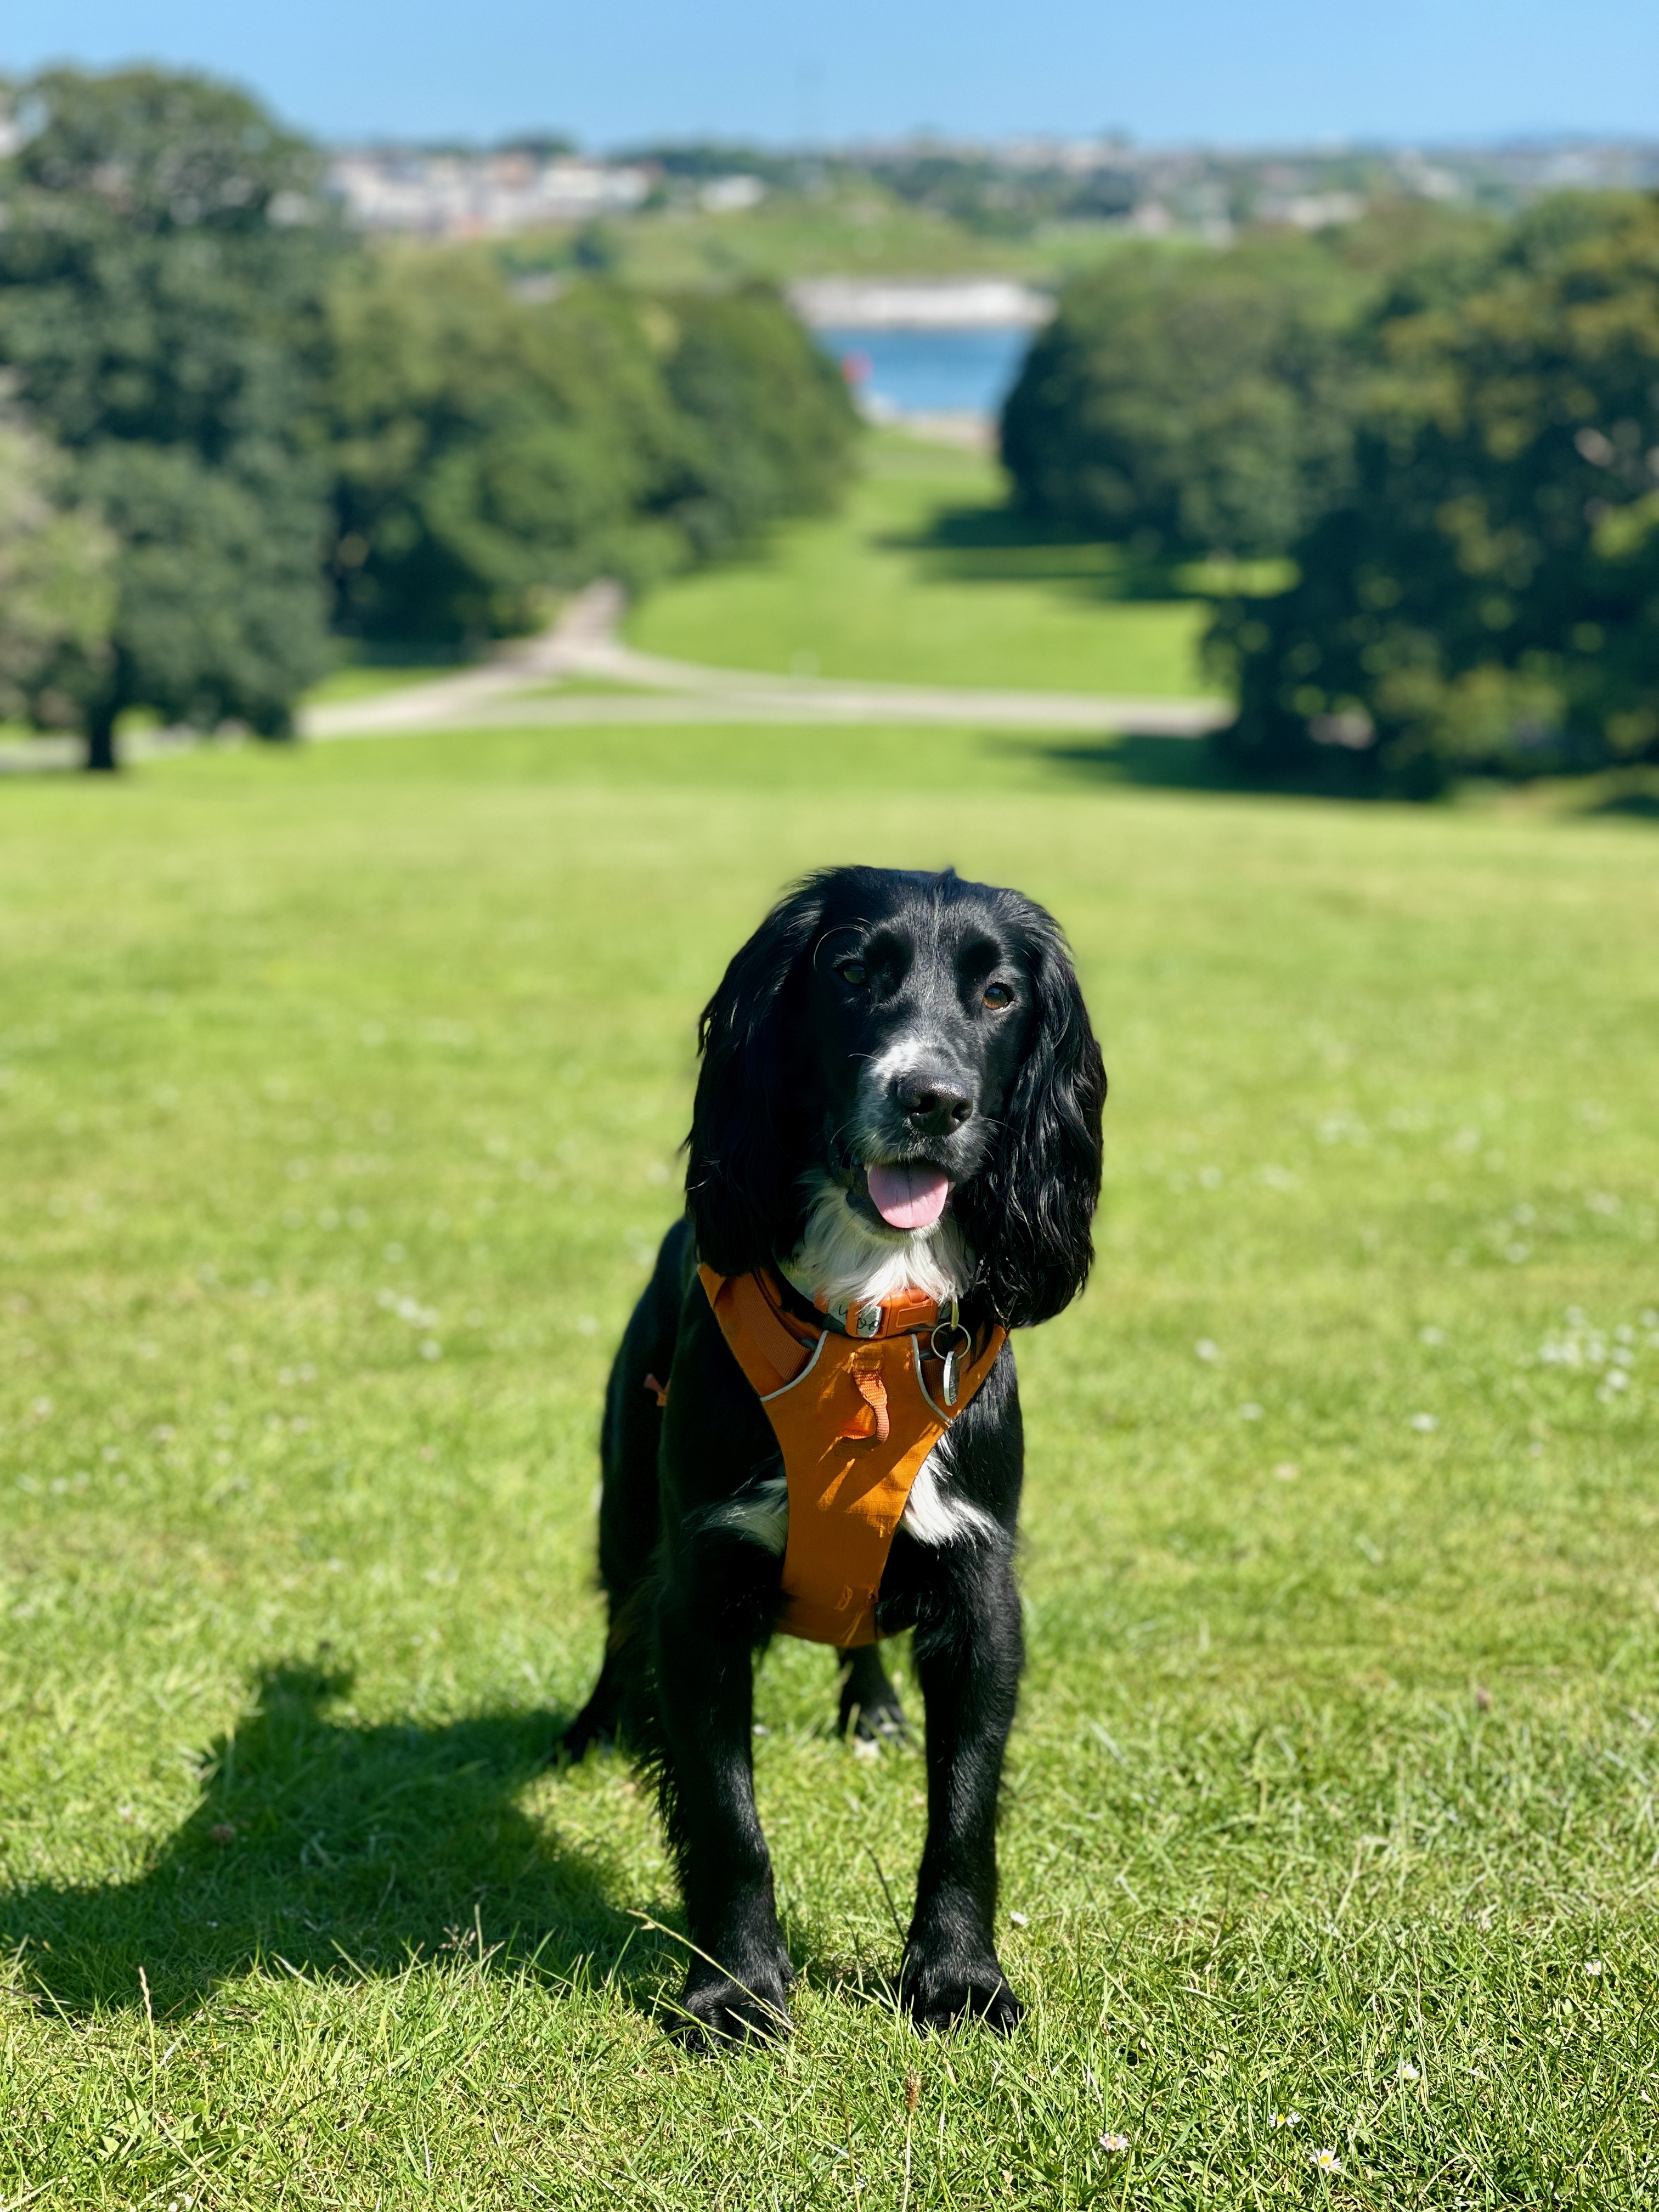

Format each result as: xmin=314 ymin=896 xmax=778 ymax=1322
xmin=326 ymin=132 xmax=1659 ymax=240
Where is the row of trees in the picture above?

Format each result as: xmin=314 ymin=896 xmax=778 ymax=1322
xmin=1003 ymin=200 xmax=1659 ymax=791
xmin=0 ymin=70 xmax=859 ymax=768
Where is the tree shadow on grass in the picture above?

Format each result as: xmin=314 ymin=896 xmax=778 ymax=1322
xmin=882 ymin=505 xmax=1196 ymax=602
xmin=1031 ymin=733 xmax=1388 ymax=802
xmin=0 ymin=1662 xmax=664 ymax=2021
xmin=1582 ymin=787 xmax=1659 ymax=820
xmin=1042 ymin=741 xmax=1659 ymax=814
xmin=881 ymin=503 xmax=1291 ymax=607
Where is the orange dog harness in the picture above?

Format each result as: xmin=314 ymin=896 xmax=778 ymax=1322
xmin=698 ymin=1264 xmax=1006 ymax=1648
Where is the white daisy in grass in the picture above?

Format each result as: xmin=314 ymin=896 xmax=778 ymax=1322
xmin=1397 ymin=2060 xmax=1420 ymax=2081
xmin=1310 ymin=2147 xmax=1343 ymax=2175
xmin=1097 ymin=2132 xmax=1130 ymax=2154
xmin=1268 ymin=2112 xmax=1302 ymax=2129
xmin=1584 ymin=1959 xmax=1604 ymax=1976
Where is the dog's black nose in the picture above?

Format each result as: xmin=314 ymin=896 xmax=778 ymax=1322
xmin=895 ymin=1071 xmax=974 ymax=1136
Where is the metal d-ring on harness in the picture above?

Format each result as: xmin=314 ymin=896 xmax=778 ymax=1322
xmin=930 ymin=1299 xmax=973 ymax=1407
xmin=774 ymin=1277 xmax=978 ymax=1406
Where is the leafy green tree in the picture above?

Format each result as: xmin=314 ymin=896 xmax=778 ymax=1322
xmin=0 ymin=405 xmax=115 ymax=725
xmin=1000 ymin=236 xmax=1365 ymax=561
xmin=325 ymin=251 xmax=693 ymax=640
xmin=1211 ymin=193 xmax=1659 ymax=792
xmin=1000 ymin=212 xmax=1490 ymax=566
xmin=661 ymin=283 xmax=860 ymax=557
xmin=79 ymin=442 xmax=329 ymax=741
xmin=325 ymin=258 xmax=859 ymax=641
xmin=0 ymin=68 xmax=337 ymax=767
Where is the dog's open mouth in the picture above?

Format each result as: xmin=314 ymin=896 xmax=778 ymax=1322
xmin=864 ymin=1162 xmax=952 ymax=1231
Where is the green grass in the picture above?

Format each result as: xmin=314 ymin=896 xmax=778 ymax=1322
xmin=500 ymin=183 xmax=1144 ymax=292
xmin=628 ymin=434 xmax=1215 ymax=697
xmin=300 ymin=659 xmax=471 ymax=710
xmin=517 ymin=676 xmax=662 ymax=700
xmin=2 ymin=719 xmax=1657 ymax=2207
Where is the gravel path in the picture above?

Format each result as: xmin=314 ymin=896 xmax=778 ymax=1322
xmin=1 ymin=583 xmax=1233 ymax=770
xmin=300 ymin=582 xmax=1233 ymax=741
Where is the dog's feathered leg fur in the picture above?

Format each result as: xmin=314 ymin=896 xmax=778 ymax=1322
xmin=561 ymin=1221 xmax=689 ymax=1759
xmin=569 ymin=1223 xmax=795 ymax=2044
xmin=633 ymin=1251 xmax=796 ymax=2045
xmin=648 ymin=1584 xmax=793 ymax=2045
xmin=900 ymin=1544 xmax=1024 ymax=2032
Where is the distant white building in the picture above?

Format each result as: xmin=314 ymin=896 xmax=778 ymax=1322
xmin=698 ymin=174 xmax=767 ymax=213
xmin=788 ymin=278 xmax=1051 ymax=330
xmin=327 ymin=151 xmax=653 ymax=236
xmin=1255 ymin=190 xmax=1367 ymax=230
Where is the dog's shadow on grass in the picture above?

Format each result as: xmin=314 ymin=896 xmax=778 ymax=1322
xmin=0 ymin=1662 xmax=667 ymax=2021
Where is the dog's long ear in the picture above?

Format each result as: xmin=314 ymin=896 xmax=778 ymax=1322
xmin=685 ymin=877 xmax=829 ymax=1277
xmin=967 ymin=909 xmax=1106 ymax=1330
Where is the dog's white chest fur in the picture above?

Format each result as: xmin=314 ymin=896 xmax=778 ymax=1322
xmin=704 ymin=1177 xmax=998 ymax=1556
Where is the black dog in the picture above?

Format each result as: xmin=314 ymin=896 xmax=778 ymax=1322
xmin=565 ymin=865 xmax=1105 ymax=2044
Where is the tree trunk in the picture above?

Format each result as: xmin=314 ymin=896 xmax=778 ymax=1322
xmin=84 ymin=705 xmax=118 ymax=774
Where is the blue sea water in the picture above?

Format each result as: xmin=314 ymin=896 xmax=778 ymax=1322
xmin=814 ymin=325 xmax=1033 ymax=420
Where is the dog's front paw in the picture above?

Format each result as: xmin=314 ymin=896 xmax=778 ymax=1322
xmin=900 ymin=1946 xmax=1022 ymax=2036
xmin=670 ymin=1962 xmax=792 ymax=2052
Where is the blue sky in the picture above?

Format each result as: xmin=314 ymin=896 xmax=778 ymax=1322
xmin=4 ymin=0 xmax=1657 ymax=149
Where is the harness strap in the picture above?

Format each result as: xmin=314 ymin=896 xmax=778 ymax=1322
xmin=709 ymin=1268 xmax=816 ymax=1397
xmin=848 ymin=1369 xmax=890 ymax=1443
xmin=698 ymin=1263 xmax=1006 ymax=1646
xmin=774 ymin=1268 xmax=961 ymax=1344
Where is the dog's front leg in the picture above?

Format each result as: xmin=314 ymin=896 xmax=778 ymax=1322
xmin=653 ymin=1590 xmax=792 ymax=2046
xmin=901 ymin=1549 xmax=1024 ymax=2033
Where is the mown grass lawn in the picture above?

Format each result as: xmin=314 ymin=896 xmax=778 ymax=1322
xmin=1 ymin=721 xmax=1656 ymax=2208
xmin=627 ymin=434 xmax=1214 ymax=698
xmin=299 ymin=662 xmax=468 ymax=710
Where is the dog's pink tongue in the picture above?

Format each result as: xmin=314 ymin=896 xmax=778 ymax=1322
xmin=867 ymin=1164 xmax=951 ymax=1230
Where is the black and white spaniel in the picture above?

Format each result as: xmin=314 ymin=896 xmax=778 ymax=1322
xmin=565 ymin=865 xmax=1105 ymax=2044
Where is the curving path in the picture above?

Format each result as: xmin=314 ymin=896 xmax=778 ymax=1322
xmin=300 ymin=582 xmax=1233 ymax=742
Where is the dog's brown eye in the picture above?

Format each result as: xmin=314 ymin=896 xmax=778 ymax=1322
xmin=838 ymin=961 xmax=868 ymax=988
xmin=983 ymin=982 xmax=1014 ymax=1010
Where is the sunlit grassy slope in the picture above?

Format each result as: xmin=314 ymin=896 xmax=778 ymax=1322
xmin=628 ymin=433 xmax=1214 ymax=696
xmin=1 ymin=722 xmax=1657 ymax=2205
xmin=300 ymin=660 xmax=466 ymax=709
xmin=501 ymin=184 xmax=1135 ymax=292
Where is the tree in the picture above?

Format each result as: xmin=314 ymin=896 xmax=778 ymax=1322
xmin=0 ymin=405 xmax=115 ymax=726
xmin=1000 ymin=236 xmax=1364 ymax=562
xmin=0 ymin=68 xmax=338 ymax=767
xmin=78 ymin=442 xmax=327 ymax=742
xmin=998 ymin=211 xmax=1489 ymax=566
xmin=660 ymin=283 xmax=860 ymax=557
xmin=325 ymin=251 xmax=694 ymax=641
xmin=1211 ymin=193 xmax=1659 ymax=792
xmin=325 ymin=258 xmax=860 ymax=641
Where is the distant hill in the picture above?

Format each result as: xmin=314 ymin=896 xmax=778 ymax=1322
xmin=327 ymin=134 xmax=1659 ymax=290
